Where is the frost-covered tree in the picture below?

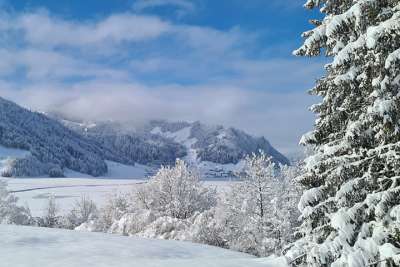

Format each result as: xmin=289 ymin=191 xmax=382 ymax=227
xmin=287 ymin=1 xmax=400 ymax=265
xmin=135 ymin=159 xmax=216 ymax=219
xmin=0 ymin=181 xmax=31 ymax=225
xmin=84 ymin=160 xmax=217 ymax=237
xmin=278 ymin=163 xmax=303 ymax=251
xmin=66 ymin=196 xmax=98 ymax=229
xmin=224 ymin=153 xmax=298 ymax=256
xmin=95 ymin=193 xmax=131 ymax=232
xmin=1 ymin=156 xmax=62 ymax=178
xmin=189 ymin=208 xmax=228 ymax=248
xmin=42 ymin=194 xmax=60 ymax=228
xmin=70 ymin=157 xmax=299 ymax=254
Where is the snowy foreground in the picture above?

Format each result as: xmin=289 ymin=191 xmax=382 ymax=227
xmin=0 ymin=225 xmax=287 ymax=267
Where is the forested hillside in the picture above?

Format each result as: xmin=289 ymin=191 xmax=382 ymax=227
xmin=0 ymin=97 xmax=108 ymax=177
xmin=57 ymin=117 xmax=290 ymax=177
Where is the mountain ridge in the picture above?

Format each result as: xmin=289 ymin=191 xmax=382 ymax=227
xmin=0 ymin=97 xmax=289 ymax=178
xmin=55 ymin=116 xmax=290 ymax=178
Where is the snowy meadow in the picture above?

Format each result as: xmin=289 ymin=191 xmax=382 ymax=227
xmin=1 ymin=157 xmax=301 ymax=259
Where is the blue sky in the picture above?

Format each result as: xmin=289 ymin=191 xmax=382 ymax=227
xmin=0 ymin=0 xmax=324 ymax=154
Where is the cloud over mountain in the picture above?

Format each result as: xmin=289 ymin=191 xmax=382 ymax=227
xmin=0 ymin=5 xmax=323 ymax=154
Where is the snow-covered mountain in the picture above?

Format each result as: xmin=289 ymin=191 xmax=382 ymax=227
xmin=0 ymin=97 xmax=288 ymax=178
xmin=0 ymin=97 xmax=110 ymax=177
xmin=147 ymin=120 xmax=290 ymax=177
xmin=55 ymin=117 xmax=290 ymax=178
xmin=52 ymin=117 xmax=188 ymax=167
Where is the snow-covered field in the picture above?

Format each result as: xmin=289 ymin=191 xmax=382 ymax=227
xmin=64 ymin=161 xmax=151 ymax=179
xmin=0 ymin=225 xmax=287 ymax=267
xmin=3 ymin=177 xmax=144 ymax=216
xmin=0 ymin=144 xmax=234 ymax=216
xmin=3 ymin=177 xmax=232 ymax=217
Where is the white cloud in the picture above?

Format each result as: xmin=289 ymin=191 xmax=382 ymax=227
xmin=0 ymin=81 xmax=317 ymax=154
xmin=173 ymin=25 xmax=245 ymax=53
xmin=12 ymin=11 xmax=171 ymax=48
xmin=0 ymin=48 xmax=129 ymax=81
xmin=0 ymin=10 xmax=243 ymax=53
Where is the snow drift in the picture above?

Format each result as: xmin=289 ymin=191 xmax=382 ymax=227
xmin=0 ymin=225 xmax=287 ymax=267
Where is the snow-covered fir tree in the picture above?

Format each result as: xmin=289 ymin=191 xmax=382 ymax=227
xmin=287 ymin=0 xmax=400 ymax=265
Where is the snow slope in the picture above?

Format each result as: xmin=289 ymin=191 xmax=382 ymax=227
xmin=104 ymin=160 xmax=149 ymax=179
xmin=0 ymin=225 xmax=287 ymax=267
xmin=151 ymin=124 xmax=256 ymax=178
xmin=64 ymin=160 xmax=153 ymax=179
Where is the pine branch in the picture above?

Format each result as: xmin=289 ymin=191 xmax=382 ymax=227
xmin=289 ymin=253 xmax=307 ymax=265
xmin=366 ymin=258 xmax=391 ymax=266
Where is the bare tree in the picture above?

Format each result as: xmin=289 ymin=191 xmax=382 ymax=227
xmin=43 ymin=194 xmax=59 ymax=227
xmin=66 ymin=195 xmax=98 ymax=229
